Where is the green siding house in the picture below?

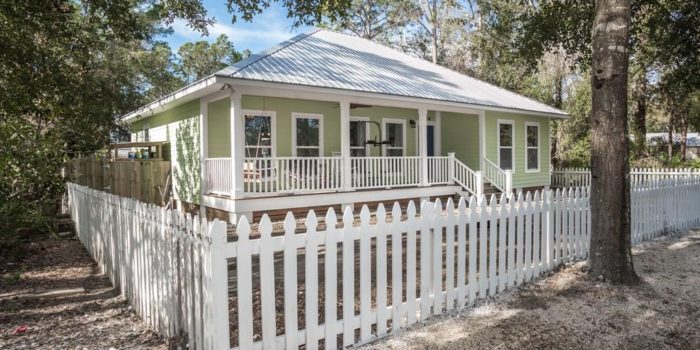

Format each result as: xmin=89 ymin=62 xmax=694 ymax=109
xmin=123 ymin=29 xmax=567 ymax=220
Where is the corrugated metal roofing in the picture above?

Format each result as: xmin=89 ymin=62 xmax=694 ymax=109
xmin=216 ymin=29 xmax=566 ymax=116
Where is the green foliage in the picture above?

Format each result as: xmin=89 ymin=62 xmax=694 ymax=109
xmin=177 ymin=34 xmax=246 ymax=83
xmin=225 ymin=0 xmax=352 ymax=27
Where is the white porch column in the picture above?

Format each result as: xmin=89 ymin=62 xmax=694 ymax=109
xmin=340 ymin=100 xmax=353 ymax=191
xmin=479 ymin=110 xmax=485 ymax=171
xmin=419 ymin=108 xmax=429 ymax=186
xmin=435 ymin=111 xmax=442 ymax=156
xmin=230 ymin=90 xmax=245 ymax=199
xmin=199 ymin=98 xmax=209 ymax=216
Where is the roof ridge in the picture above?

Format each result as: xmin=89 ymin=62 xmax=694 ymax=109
xmin=220 ymin=28 xmax=322 ymax=76
xmin=314 ymin=28 xmax=566 ymax=115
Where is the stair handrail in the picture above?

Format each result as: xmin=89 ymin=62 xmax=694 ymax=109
xmin=451 ymin=155 xmax=483 ymax=197
xmin=482 ymin=158 xmax=513 ymax=194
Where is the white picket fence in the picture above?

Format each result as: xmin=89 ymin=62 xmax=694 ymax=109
xmin=67 ymin=183 xmax=229 ymax=349
xmin=551 ymin=167 xmax=700 ymax=187
xmin=68 ymin=178 xmax=700 ymax=350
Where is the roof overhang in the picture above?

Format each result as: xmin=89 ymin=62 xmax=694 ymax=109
xmin=120 ymin=75 xmax=569 ymax=123
xmin=121 ymin=76 xmax=223 ymax=124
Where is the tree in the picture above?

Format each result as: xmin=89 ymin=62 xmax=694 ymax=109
xmin=330 ymin=0 xmax=414 ymax=41
xmin=588 ymin=0 xmax=639 ymax=284
xmin=176 ymin=34 xmax=245 ymax=83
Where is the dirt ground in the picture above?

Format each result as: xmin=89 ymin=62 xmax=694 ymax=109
xmin=0 ymin=237 xmax=168 ymax=350
xmin=361 ymin=229 xmax=700 ymax=350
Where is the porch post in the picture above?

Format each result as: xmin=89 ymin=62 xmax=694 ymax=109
xmin=478 ymin=110 xmax=485 ymax=171
xmin=230 ymin=90 xmax=245 ymax=199
xmin=340 ymin=100 xmax=353 ymax=191
xmin=419 ymin=108 xmax=429 ymax=186
xmin=199 ymin=97 xmax=209 ymax=216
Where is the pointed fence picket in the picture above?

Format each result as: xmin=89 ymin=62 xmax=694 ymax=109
xmin=68 ymin=176 xmax=700 ymax=350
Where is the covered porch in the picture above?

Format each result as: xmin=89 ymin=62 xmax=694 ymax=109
xmin=199 ymin=85 xmax=514 ymax=201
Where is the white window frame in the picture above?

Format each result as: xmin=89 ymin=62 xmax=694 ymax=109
xmin=382 ymin=118 xmax=407 ymax=157
xmin=497 ymin=119 xmax=515 ymax=172
xmin=243 ymin=109 xmax=277 ymax=158
xmin=292 ymin=112 xmax=324 ymax=157
xmin=350 ymin=116 xmax=371 ymax=157
xmin=525 ymin=121 xmax=540 ymax=173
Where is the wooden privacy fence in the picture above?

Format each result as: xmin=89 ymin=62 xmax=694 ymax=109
xmin=68 ymin=178 xmax=700 ymax=350
xmin=66 ymin=157 xmax=171 ymax=205
xmin=551 ymin=167 xmax=700 ymax=188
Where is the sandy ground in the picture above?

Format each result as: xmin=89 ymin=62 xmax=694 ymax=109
xmin=361 ymin=229 xmax=700 ymax=350
xmin=0 ymin=237 xmax=168 ymax=350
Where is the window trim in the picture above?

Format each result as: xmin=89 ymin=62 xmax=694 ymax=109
xmin=291 ymin=112 xmax=324 ymax=157
xmin=382 ymin=118 xmax=407 ymax=157
xmin=497 ymin=119 xmax=515 ymax=172
xmin=243 ymin=109 xmax=277 ymax=158
xmin=525 ymin=121 xmax=540 ymax=173
xmin=350 ymin=116 xmax=371 ymax=157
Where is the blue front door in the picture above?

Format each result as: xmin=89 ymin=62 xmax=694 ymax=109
xmin=427 ymin=125 xmax=435 ymax=156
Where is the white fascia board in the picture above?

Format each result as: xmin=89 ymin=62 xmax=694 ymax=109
xmin=217 ymin=76 xmax=570 ymax=119
xmin=121 ymin=76 xmax=222 ymax=124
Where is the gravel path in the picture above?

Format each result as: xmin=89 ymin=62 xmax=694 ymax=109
xmin=361 ymin=229 xmax=700 ymax=350
xmin=0 ymin=237 xmax=168 ymax=349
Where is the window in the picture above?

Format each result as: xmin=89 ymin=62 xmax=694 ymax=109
xmin=244 ymin=112 xmax=274 ymax=158
xmin=383 ymin=119 xmax=405 ymax=156
xmin=526 ymin=122 xmax=540 ymax=172
xmin=293 ymin=113 xmax=323 ymax=157
xmin=498 ymin=120 xmax=514 ymax=171
xmin=350 ymin=117 xmax=370 ymax=157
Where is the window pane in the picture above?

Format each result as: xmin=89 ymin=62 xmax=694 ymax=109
xmin=245 ymin=115 xmax=272 ymax=147
xmin=386 ymin=123 xmax=403 ymax=147
xmin=297 ymin=148 xmax=320 ymax=157
xmin=499 ymin=123 xmax=512 ymax=147
xmin=527 ymin=125 xmax=538 ymax=147
xmin=351 ymin=148 xmax=366 ymax=157
xmin=245 ymin=146 xmax=272 ymax=158
xmin=499 ymin=148 xmax=513 ymax=170
xmin=350 ymin=121 xmax=366 ymax=147
xmin=387 ymin=148 xmax=403 ymax=157
xmin=527 ymin=149 xmax=539 ymax=170
xmin=296 ymin=118 xmax=320 ymax=147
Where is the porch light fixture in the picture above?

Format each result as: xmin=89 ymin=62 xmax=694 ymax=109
xmin=409 ymin=120 xmax=416 ymax=128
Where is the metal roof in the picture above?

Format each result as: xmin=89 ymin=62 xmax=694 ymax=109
xmin=215 ymin=29 xmax=567 ymax=116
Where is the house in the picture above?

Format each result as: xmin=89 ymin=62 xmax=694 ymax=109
xmin=646 ymin=132 xmax=700 ymax=160
xmin=122 ymin=29 xmax=567 ymax=221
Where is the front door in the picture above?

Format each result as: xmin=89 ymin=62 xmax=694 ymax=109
xmin=427 ymin=125 xmax=435 ymax=157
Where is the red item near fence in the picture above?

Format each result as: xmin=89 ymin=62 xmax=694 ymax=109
xmin=14 ymin=325 xmax=28 ymax=334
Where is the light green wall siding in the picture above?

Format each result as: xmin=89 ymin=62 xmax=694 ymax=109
xmin=441 ymin=112 xmax=480 ymax=169
xmin=484 ymin=111 xmax=551 ymax=188
xmin=131 ymin=100 xmax=201 ymax=204
xmin=207 ymin=98 xmax=231 ymax=158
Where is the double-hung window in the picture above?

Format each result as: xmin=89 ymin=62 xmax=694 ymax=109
xmin=498 ymin=120 xmax=514 ymax=171
xmin=525 ymin=122 xmax=540 ymax=172
xmin=383 ymin=119 xmax=405 ymax=156
xmin=350 ymin=117 xmax=370 ymax=157
xmin=293 ymin=113 xmax=323 ymax=157
xmin=244 ymin=112 xmax=275 ymax=158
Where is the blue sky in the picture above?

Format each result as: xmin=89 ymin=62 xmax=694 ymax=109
xmin=162 ymin=0 xmax=311 ymax=54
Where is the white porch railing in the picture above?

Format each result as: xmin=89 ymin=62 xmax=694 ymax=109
xmin=482 ymin=158 xmax=513 ymax=194
xmin=244 ymin=157 xmax=343 ymax=194
xmin=453 ymin=159 xmax=483 ymax=197
xmin=206 ymin=158 xmax=233 ymax=195
xmin=205 ymin=155 xmax=487 ymax=196
xmin=351 ymin=156 xmax=421 ymax=189
xmin=427 ymin=156 xmax=451 ymax=185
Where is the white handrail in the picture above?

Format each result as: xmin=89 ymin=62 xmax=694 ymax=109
xmin=452 ymin=158 xmax=483 ymax=197
xmin=351 ymin=156 xmax=421 ymax=189
xmin=482 ymin=158 xmax=512 ymax=194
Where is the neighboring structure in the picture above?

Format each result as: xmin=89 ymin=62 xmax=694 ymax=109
xmin=647 ymin=132 xmax=700 ymax=160
xmin=123 ymin=29 xmax=567 ymax=220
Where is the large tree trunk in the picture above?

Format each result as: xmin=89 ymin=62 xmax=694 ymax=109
xmin=667 ymin=122 xmax=674 ymax=163
xmin=632 ymin=69 xmax=647 ymax=157
xmin=680 ymin=115 xmax=688 ymax=162
xmin=588 ymin=0 xmax=638 ymax=284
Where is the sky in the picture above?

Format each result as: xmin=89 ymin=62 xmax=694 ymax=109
xmin=162 ymin=0 xmax=311 ymax=54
